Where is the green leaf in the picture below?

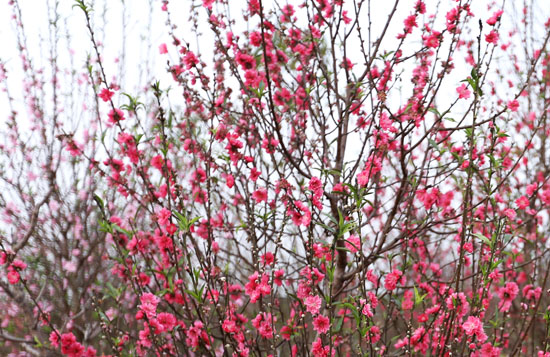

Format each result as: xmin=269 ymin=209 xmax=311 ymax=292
xmin=335 ymin=246 xmax=353 ymax=253
xmin=338 ymin=302 xmax=361 ymax=325
xmin=428 ymin=138 xmax=439 ymax=150
xmin=173 ymin=211 xmax=200 ymax=232
xmin=466 ymin=78 xmax=477 ymax=91
xmin=414 ymin=286 xmax=427 ymax=306
xmin=428 ymin=107 xmax=440 ymax=116
xmin=466 ymin=73 xmax=484 ymax=97
xmin=315 ymin=220 xmax=336 ymax=234
xmin=98 ymin=219 xmax=112 ymax=233
xmin=93 ymin=194 xmax=104 ymax=211
xmin=380 ymin=51 xmax=395 ymax=60
xmin=473 ymin=233 xmax=492 ymax=247
xmin=73 ymin=0 xmax=91 ymax=12
xmin=332 ymin=316 xmax=344 ymax=333
xmin=326 ymin=266 xmax=334 ymax=283
xmin=113 ymin=224 xmax=132 ymax=237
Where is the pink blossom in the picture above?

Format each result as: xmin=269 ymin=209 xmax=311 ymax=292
xmin=156 ymin=207 xmax=171 ymax=226
xmin=245 ymin=271 xmax=271 ymax=303
xmin=498 ymin=282 xmax=519 ymax=312
xmin=384 ymin=270 xmax=403 ymax=291
xmin=456 ymin=83 xmax=471 ymax=99
xmin=236 ymin=51 xmax=256 ymax=70
xmin=523 ymin=284 xmax=542 ymax=301
xmin=487 ymin=10 xmax=503 ymax=26
xmin=273 ymin=269 xmax=284 ymax=286
xmin=49 ymin=332 xmax=60 ymax=347
xmin=446 ymin=292 xmax=470 ymax=318
xmin=225 ymin=174 xmax=235 ymax=188
xmin=305 ymin=295 xmax=322 ymax=315
xmin=252 ymin=187 xmax=268 ymax=203
xmin=183 ymin=51 xmax=199 ymax=69
xmin=485 ymin=30 xmax=499 ymax=44
xmin=11 ymin=259 xmax=26 ymax=270
xmin=503 ymin=208 xmax=516 ymax=220
xmin=222 ymin=319 xmax=238 ymax=333
xmin=202 ymin=0 xmax=215 ymax=10
xmin=402 ymin=290 xmax=414 ymax=310
xmin=107 ymin=108 xmax=125 ymax=124
xmin=541 ymin=189 xmax=550 ymax=205
xmin=423 ymin=31 xmax=441 ymax=48
xmin=345 ymin=235 xmax=361 ymax=253
xmin=309 ymin=176 xmax=323 ymax=197
xmin=156 ymin=312 xmax=177 ymax=333
xmin=526 ymin=183 xmax=538 ymax=196
xmin=252 ymin=312 xmax=274 ymax=338
xmin=516 ymin=195 xmax=530 ymax=209
xmin=403 ymin=15 xmax=417 ymax=35
xmin=289 ymin=201 xmax=311 ymax=226
xmin=261 ymin=252 xmax=274 ymax=266
xmin=186 ymin=320 xmax=210 ymax=348
xmin=362 ymin=302 xmax=374 ymax=317
xmin=507 ymin=99 xmax=519 ymax=112
xmin=415 ymin=1 xmax=426 ymax=14
xmin=98 ymin=88 xmax=114 ymax=102
xmin=462 ymin=316 xmax=487 ymax=342
xmin=249 ymin=31 xmax=262 ymax=47
xmin=446 ymin=7 xmax=459 ymax=32
xmin=139 ymin=293 xmax=160 ymax=319
xmin=7 ymin=270 xmax=20 ymax=284
xmin=311 ymin=337 xmax=331 ymax=357
xmin=313 ymin=315 xmax=330 ymax=334
xmin=481 ymin=343 xmax=501 ymax=357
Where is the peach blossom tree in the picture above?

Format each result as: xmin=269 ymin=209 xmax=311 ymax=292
xmin=2 ymin=0 xmax=550 ymax=356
